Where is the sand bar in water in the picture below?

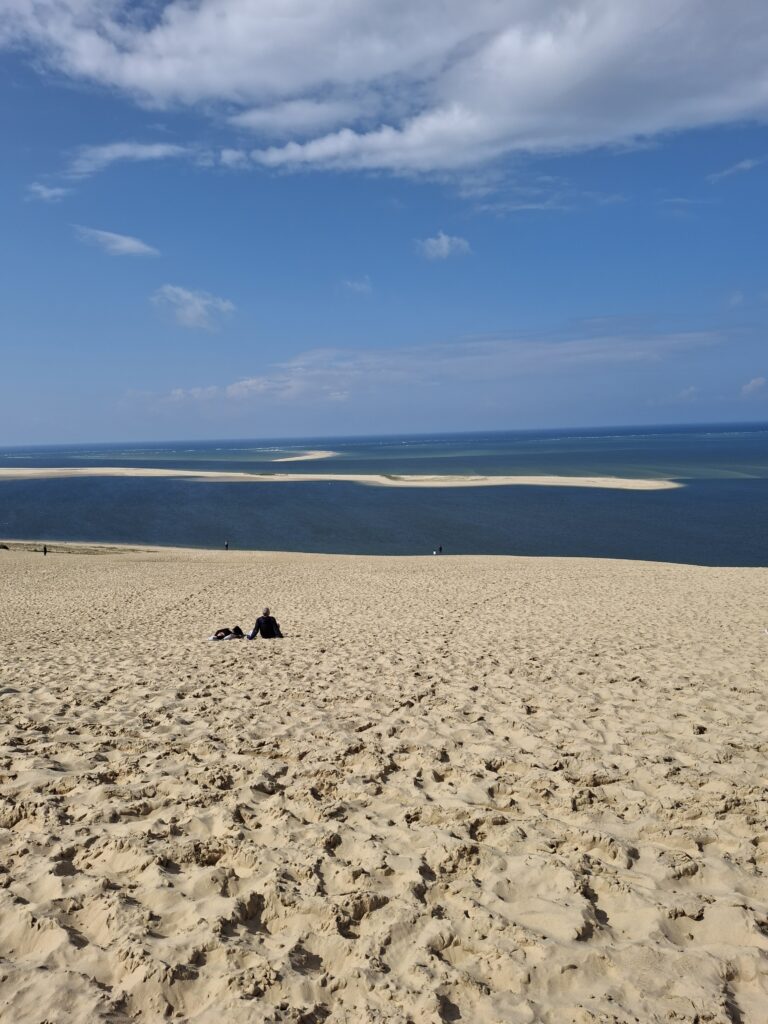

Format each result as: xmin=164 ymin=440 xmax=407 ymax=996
xmin=272 ymin=449 xmax=339 ymax=462
xmin=0 ymin=466 xmax=680 ymax=489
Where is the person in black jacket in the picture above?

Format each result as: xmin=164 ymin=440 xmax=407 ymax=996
xmin=247 ymin=607 xmax=283 ymax=639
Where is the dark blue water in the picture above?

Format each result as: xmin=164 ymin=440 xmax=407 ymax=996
xmin=1 ymin=425 xmax=766 ymax=565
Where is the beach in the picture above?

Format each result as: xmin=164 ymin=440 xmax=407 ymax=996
xmin=1 ymin=545 xmax=766 ymax=1022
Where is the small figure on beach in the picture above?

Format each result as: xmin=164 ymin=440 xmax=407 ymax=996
xmin=209 ymin=625 xmax=245 ymax=641
xmin=438 ymin=544 xmax=443 ymax=554
xmin=224 ymin=540 xmax=229 ymax=551
xmin=43 ymin=545 xmax=47 ymax=556
xmin=247 ymin=607 xmax=283 ymax=639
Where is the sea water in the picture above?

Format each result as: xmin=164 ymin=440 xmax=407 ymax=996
xmin=0 ymin=424 xmax=766 ymax=565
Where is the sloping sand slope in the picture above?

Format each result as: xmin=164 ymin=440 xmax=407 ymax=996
xmin=0 ymin=547 xmax=766 ymax=1023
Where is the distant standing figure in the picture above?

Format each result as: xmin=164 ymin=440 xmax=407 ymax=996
xmin=224 ymin=540 xmax=229 ymax=551
xmin=43 ymin=545 xmax=47 ymax=556
xmin=247 ymin=607 xmax=283 ymax=639
xmin=438 ymin=545 xmax=443 ymax=555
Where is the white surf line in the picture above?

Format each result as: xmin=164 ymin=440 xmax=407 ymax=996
xmin=0 ymin=467 xmax=681 ymax=490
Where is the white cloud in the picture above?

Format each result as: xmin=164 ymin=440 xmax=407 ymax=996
xmin=741 ymin=376 xmax=766 ymax=396
xmin=418 ymin=231 xmax=470 ymax=260
xmin=342 ymin=275 xmax=372 ymax=293
xmin=152 ymin=284 xmax=235 ymax=330
xmin=5 ymin=2 xmax=768 ymax=174
xmin=231 ymin=99 xmax=362 ymax=137
xmin=27 ymin=182 xmax=70 ymax=201
xmin=707 ymin=158 xmax=763 ymax=184
xmin=75 ymin=225 xmax=159 ymax=256
xmin=220 ymin=148 xmax=248 ymax=168
xmin=477 ymin=180 xmax=625 ymax=215
xmin=69 ymin=142 xmax=190 ymax=177
xmin=165 ymin=327 xmax=722 ymax=405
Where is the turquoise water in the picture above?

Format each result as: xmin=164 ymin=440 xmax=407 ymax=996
xmin=1 ymin=424 xmax=766 ymax=565
xmin=3 ymin=424 xmax=768 ymax=479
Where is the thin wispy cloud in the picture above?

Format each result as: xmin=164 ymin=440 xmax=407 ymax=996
xmin=27 ymin=182 xmax=69 ymax=202
xmin=418 ymin=232 xmax=470 ymax=260
xmin=152 ymin=285 xmax=234 ymax=330
xmin=75 ymin=225 xmax=159 ymax=256
xmin=69 ymin=142 xmax=190 ymax=177
xmin=707 ymin=158 xmax=763 ymax=184
xmin=342 ymin=276 xmax=372 ymax=293
xmin=4 ymin=3 xmax=768 ymax=175
xmin=741 ymin=376 xmax=766 ymax=396
xmin=164 ymin=328 xmax=722 ymax=406
xmin=660 ymin=197 xmax=710 ymax=208
xmin=220 ymin=149 xmax=248 ymax=169
xmin=477 ymin=181 xmax=625 ymax=216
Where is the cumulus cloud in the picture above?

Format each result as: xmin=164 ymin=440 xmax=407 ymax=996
xmin=69 ymin=142 xmax=190 ymax=177
xmin=4 ymin=2 xmax=768 ymax=174
xmin=27 ymin=182 xmax=70 ymax=201
xmin=152 ymin=284 xmax=235 ymax=330
xmin=75 ymin=225 xmax=159 ymax=256
xmin=741 ymin=376 xmax=766 ymax=396
xmin=418 ymin=231 xmax=470 ymax=260
xmin=166 ymin=327 xmax=722 ymax=405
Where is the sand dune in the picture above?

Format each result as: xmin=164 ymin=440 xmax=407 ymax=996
xmin=0 ymin=546 xmax=766 ymax=1022
xmin=0 ymin=467 xmax=680 ymax=490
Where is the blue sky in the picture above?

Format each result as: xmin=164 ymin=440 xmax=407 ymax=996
xmin=1 ymin=1 xmax=767 ymax=444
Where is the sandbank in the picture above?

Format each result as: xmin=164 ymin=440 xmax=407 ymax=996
xmin=0 ymin=466 xmax=680 ymax=489
xmin=272 ymin=449 xmax=339 ymax=462
xmin=0 ymin=544 xmax=766 ymax=1022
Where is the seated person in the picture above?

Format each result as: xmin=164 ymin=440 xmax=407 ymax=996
xmin=209 ymin=625 xmax=245 ymax=641
xmin=247 ymin=607 xmax=283 ymax=639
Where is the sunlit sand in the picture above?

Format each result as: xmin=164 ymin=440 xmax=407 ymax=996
xmin=0 ymin=466 xmax=681 ymax=490
xmin=0 ymin=545 xmax=766 ymax=1021
xmin=272 ymin=449 xmax=339 ymax=462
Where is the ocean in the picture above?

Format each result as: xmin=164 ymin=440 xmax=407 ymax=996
xmin=1 ymin=424 xmax=766 ymax=565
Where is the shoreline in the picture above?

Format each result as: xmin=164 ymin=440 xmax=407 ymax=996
xmin=0 ymin=466 xmax=681 ymax=490
xmin=1 ymin=539 xmax=760 ymax=570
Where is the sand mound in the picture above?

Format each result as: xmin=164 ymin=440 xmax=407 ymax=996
xmin=0 ymin=547 xmax=766 ymax=1022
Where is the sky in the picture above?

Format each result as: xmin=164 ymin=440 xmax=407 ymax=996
xmin=1 ymin=0 xmax=768 ymax=444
